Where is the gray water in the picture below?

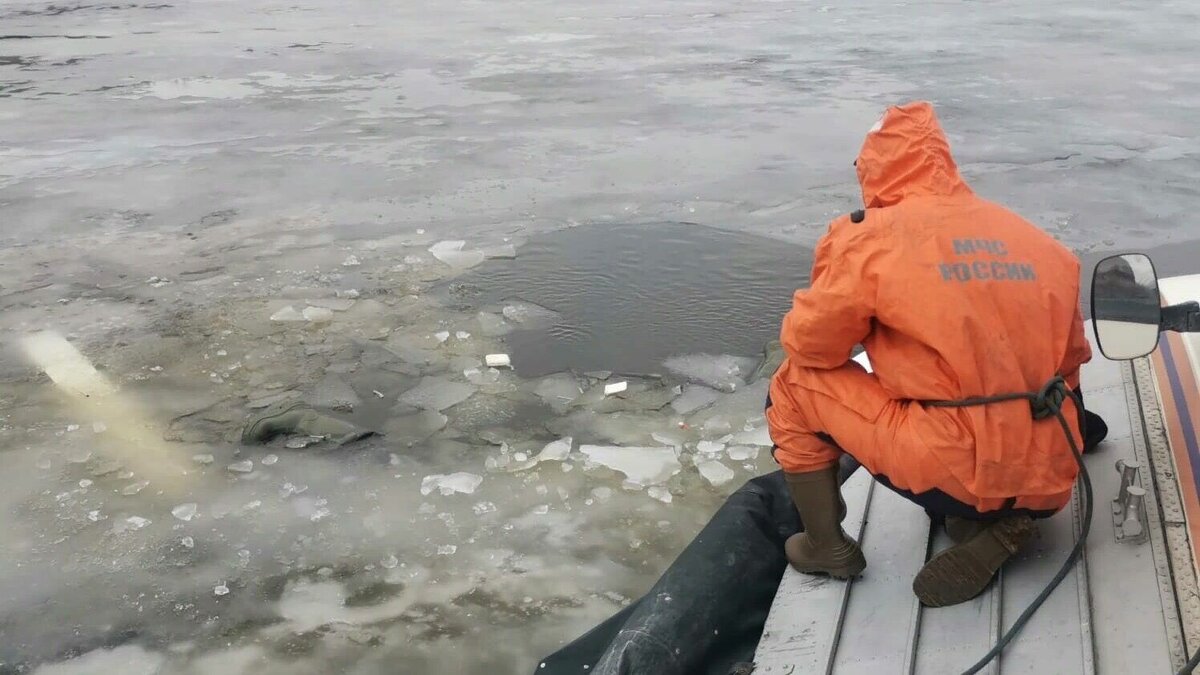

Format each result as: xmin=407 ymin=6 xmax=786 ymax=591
xmin=4 ymin=0 xmax=1200 ymax=673
xmin=440 ymin=223 xmax=810 ymax=377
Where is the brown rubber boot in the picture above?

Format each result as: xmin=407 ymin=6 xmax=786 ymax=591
xmin=944 ymin=516 xmax=988 ymax=545
xmin=913 ymin=515 xmax=1037 ymax=607
xmin=783 ymin=466 xmax=867 ymax=579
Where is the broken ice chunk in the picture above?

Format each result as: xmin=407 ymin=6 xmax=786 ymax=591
xmin=121 ymin=480 xmax=150 ymax=496
xmin=484 ymin=354 xmax=511 ymax=368
xmin=429 ymin=240 xmax=485 ymax=269
xmin=342 ymin=254 xmax=362 ymax=267
xmin=437 ymin=544 xmax=458 ymax=555
xmin=125 ymin=516 xmax=151 ymax=530
xmin=307 ymin=297 xmax=356 ymax=311
xmin=181 ymin=536 xmax=194 ymax=548
xmin=463 ymin=367 xmax=501 ymax=385
xmin=696 ymin=440 xmax=725 ymax=457
xmin=473 ymin=501 xmax=498 ymax=515
xmin=227 ymin=460 xmax=254 ymax=474
xmin=535 ymin=437 xmax=573 ymax=463
xmin=697 ymin=459 xmax=735 ymax=487
xmin=382 ymin=554 xmax=399 ymax=569
xmin=647 ymin=486 xmax=673 ymax=504
xmin=270 ymin=306 xmax=306 ymax=322
xmin=604 ymin=381 xmax=628 ymax=396
xmin=302 ymin=306 xmax=334 ymax=323
xmin=477 ymin=311 xmax=511 ymax=337
xmin=261 ymin=454 xmax=279 ymax=466
xmin=213 ymin=583 xmax=230 ymax=596
xmin=663 ymin=354 xmax=758 ymax=393
xmin=727 ymin=446 xmax=759 ymax=461
xmin=420 ymin=472 xmax=484 ymax=496
xmin=92 ymin=422 xmax=108 ymax=434
xmin=670 ymin=385 xmax=721 ymax=415
xmin=434 ymin=331 xmax=451 ymax=343
xmin=172 ymin=503 xmax=198 ymax=522
xmin=701 ymin=416 xmax=734 ymax=437
xmin=501 ymin=301 xmax=560 ymax=327
xmin=482 ymin=244 xmax=518 ymax=259
xmin=729 ymin=425 xmax=773 ymax=448
xmin=532 ymin=505 xmax=550 ymax=515
xmin=312 ymin=373 xmax=360 ymax=412
xmin=400 ymin=376 xmax=477 ymax=411
xmin=535 ymin=374 xmax=582 ymax=412
xmin=455 ymin=331 xmax=471 ymax=340
xmin=580 ymin=445 xmax=682 ymax=487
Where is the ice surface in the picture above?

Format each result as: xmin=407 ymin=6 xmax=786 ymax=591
xmin=429 ymin=240 xmax=486 ymax=269
xmin=580 ymin=445 xmax=682 ymax=487
xmin=171 ymin=503 xmax=198 ymax=521
xmin=29 ymin=645 xmax=165 ymax=675
xmin=270 ymin=306 xmax=305 ymax=322
xmin=420 ymin=472 xmax=484 ymax=496
xmin=697 ymin=459 xmax=735 ymax=487
xmin=501 ymin=301 xmax=560 ymax=327
xmin=664 ymin=354 xmax=758 ymax=392
xmin=671 ymin=385 xmax=721 ymax=414
xmin=399 ymin=376 xmax=477 ymax=411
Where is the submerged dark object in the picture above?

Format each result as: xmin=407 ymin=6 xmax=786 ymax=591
xmin=535 ymin=470 xmax=800 ymax=675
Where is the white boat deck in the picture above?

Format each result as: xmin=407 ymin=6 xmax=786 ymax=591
xmin=754 ymin=331 xmax=1181 ymax=674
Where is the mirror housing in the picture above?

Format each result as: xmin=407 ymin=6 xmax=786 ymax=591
xmin=1091 ymin=254 xmax=1162 ymax=360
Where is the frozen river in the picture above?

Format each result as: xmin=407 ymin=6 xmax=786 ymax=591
xmin=3 ymin=0 xmax=1200 ymax=673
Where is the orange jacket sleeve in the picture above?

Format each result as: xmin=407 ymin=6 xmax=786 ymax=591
xmin=1061 ymin=292 xmax=1093 ymax=390
xmin=780 ymin=217 xmax=879 ymax=369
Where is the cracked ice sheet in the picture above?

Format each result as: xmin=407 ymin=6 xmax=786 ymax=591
xmin=429 ymin=240 xmax=486 ymax=269
xmin=663 ymin=354 xmax=758 ymax=393
xmin=398 ymin=376 xmax=477 ymax=411
xmin=580 ymin=445 xmax=681 ymax=488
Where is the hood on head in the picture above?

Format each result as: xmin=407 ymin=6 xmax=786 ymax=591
xmin=854 ymin=101 xmax=972 ymax=208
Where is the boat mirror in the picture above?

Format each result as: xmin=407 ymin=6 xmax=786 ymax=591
xmin=1091 ymin=253 xmax=1161 ymax=360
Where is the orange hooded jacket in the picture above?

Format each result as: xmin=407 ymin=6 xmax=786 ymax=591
xmin=775 ymin=101 xmax=1091 ymax=506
